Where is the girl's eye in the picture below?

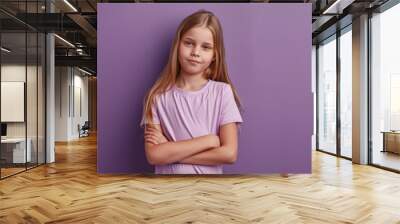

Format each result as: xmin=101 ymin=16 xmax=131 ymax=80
xmin=203 ymin=46 xmax=212 ymax=50
xmin=184 ymin=41 xmax=193 ymax=46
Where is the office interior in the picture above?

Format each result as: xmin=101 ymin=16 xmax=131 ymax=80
xmin=0 ymin=0 xmax=97 ymax=179
xmin=0 ymin=0 xmax=399 ymax=223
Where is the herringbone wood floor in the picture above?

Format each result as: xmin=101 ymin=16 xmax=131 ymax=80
xmin=1 ymin=133 xmax=400 ymax=223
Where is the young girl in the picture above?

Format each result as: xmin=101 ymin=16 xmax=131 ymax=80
xmin=140 ymin=10 xmax=243 ymax=174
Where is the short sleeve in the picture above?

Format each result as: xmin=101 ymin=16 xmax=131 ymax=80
xmin=140 ymin=102 xmax=160 ymax=128
xmin=219 ymin=84 xmax=243 ymax=127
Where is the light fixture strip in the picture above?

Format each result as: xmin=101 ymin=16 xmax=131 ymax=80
xmin=63 ymin=0 xmax=78 ymax=12
xmin=78 ymin=67 xmax=92 ymax=76
xmin=54 ymin=34 xmax=75 ymax=48
xmin=1 ymin=47 xmax=11 ymax=53
xmin=322 ymin=0 xmax=342 ymax=14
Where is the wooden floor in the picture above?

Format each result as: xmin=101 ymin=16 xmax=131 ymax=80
xmin=1 ymin=134 xmax=400 ymax=223
xmin=0 ymin=167 xmax=26 ymax=178
xmin=1 ymin=162 xmax=46 ymax=178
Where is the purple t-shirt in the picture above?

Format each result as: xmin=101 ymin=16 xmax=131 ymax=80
xmin=141 ymin=79 xmax=243 ymax=174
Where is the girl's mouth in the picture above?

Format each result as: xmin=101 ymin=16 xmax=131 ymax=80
xmin=188 ymin=59 xmax=201 ymax=64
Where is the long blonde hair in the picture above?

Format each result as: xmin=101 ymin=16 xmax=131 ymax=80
xmin=143 ymin=9 xmax=242 ymax=126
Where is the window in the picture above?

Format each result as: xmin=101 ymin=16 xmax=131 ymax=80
xmin=339 ymin=27 xmax=352 ymax=158
xmin=371 ymin=2 xmax=400 ymax=171
xmin=317 ymin=35 xmax=337 ymax=154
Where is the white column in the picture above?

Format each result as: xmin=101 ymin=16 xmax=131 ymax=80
xmin=46 ymin=1 xmax=55 ymax=163
xmin=352 ymin=14 xmax=369 ymax=164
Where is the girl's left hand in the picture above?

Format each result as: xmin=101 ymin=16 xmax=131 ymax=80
xmin=144 ymin=126 xmax=168 ymax=145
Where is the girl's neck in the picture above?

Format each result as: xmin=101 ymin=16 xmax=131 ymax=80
xmin=176 ymin=72 xmax=208 ymax=91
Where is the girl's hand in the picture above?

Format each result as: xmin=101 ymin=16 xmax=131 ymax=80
xmin=207 ymin=134 xmax=221 ymax=148
xmin=145 ymin=126 xmax=169 ymax=145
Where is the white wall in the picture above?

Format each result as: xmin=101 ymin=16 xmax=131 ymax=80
xmin=1 ymin=65 xmax=41 ymax=137
xmin=70 ymin=72 xmax=89 ymax=139
xmin=1 ymin=66 xmax=26 ymax=133
xmin=55 ymin=66 xmax=89 ymax=141
xmin=55 ymin=66 xmax=69 ymax=141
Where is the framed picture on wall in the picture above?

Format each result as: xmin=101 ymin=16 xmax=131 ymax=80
xmin=1 ymin=81 xmax=25 ymax=122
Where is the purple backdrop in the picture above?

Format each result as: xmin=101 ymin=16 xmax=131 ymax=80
xmin=98 ymin=3 xmax=312 ymax=174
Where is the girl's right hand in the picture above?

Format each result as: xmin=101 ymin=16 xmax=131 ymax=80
xmin=145 ymin=126 xmax=169 ymax=145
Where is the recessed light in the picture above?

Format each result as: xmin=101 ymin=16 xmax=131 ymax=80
xmin=54 ymin=34 xmax=75 ymax=48
xmin=63 ymin=0 xmax=78 ymax=12
xmin=322 ymin=0 xmax=354 ymax=15
xmin=1 ymin=47 xmax=11 ymax=53
xmin=78 ymin=67 xmax=92 ymax=76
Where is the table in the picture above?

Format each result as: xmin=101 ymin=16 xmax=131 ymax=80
xmin=1 ymin=138 xmax=32 ymax=163
xmin=381 ymin=131 xmax=400 ymax=154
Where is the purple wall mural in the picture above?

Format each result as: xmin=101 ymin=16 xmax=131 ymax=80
xmin=98 ymin=3 xmax=312 ymax=174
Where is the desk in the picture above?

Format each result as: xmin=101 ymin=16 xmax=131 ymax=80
xmin=381 ymin=131 xmax=400 ymax=154
xmin=1 ymin=138 xmax=32 ymax=163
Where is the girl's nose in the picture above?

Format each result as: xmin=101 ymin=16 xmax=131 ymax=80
xmin=191 ymin=48 xmax=200 ymax=57
xmin=191 ymin=51 xmax=200 ymax=57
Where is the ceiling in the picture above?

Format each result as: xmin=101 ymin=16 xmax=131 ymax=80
xmin=0 ymin=0 xmax=393 ymax=75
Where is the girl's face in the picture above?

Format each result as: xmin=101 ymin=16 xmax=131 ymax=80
xmin=178 ymin=26 xmax=215 ymax=77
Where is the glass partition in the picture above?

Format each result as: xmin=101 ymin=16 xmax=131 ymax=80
xmin=1 ymin=31 xmax=28 ymax=177
xmin=0 ymin=0 xmax=46 ymax=179
xmin=317 ymin=35 xmax=337 ymax=155
xmin=27 ymin=31 xmax=38 ymax=170
xmin=38 ymin=32 xmax=45 ymax=165
xmin=371 ymin=3 xmax=400 ymax=171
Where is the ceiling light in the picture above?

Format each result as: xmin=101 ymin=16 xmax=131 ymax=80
xmin=322 ymin=0 xmax=354 ymax=15
xmin=1 ymin=47 xmax=11 ymax=53
xmin=63 ymin=0 xmax=78 ymax=12
xmin=54 ymin=34 xmax=75 ymax=48
xmin=78 ymin=67 xmax=92 ymax=76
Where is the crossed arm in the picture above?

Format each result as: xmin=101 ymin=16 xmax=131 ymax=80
xmin=144 ymin=123 xmax=239 ymax=166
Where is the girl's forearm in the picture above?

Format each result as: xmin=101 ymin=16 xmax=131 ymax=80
xmin=179 ymin=146 xmax=235 ymax=166
xmin=147 ymin=134 xmax=219 ymax=165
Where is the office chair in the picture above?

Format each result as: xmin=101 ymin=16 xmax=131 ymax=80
xmin=79 ymin=121 xmax=90 ymax=138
